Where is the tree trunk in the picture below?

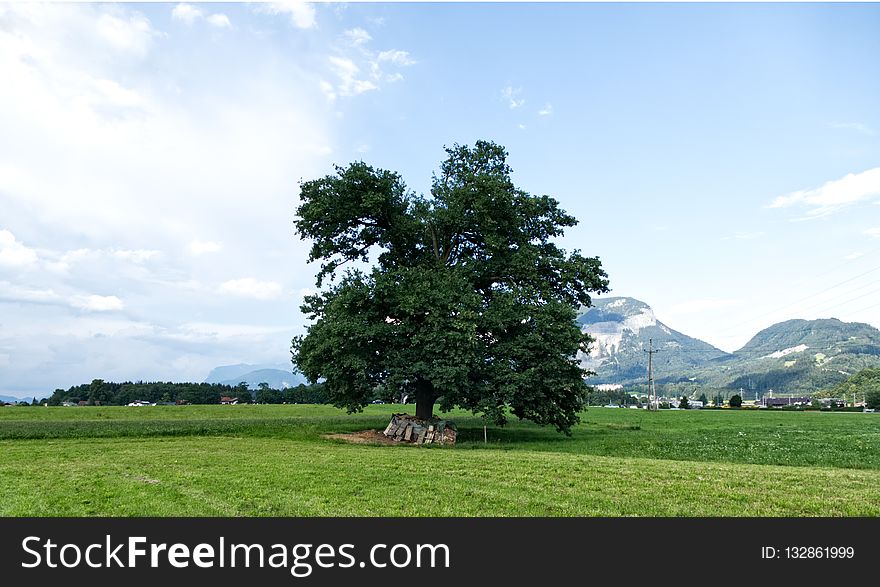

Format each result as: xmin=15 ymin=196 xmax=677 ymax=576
xmin=415 ymin=390 xmax=435 ymax=420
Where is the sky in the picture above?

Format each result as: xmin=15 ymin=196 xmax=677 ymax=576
xmin=1 ymin=1 xmax=879 ymax=398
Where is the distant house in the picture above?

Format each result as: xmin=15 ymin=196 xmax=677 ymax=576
xmin=220 ymin=396 xmax=239 ymax=405
xmin=126 ymin=400 xmax=155 ymax=407
xmin=61 ymin=401 xmax=77 ymax=407
xmin=762 ymin=396 xmax=811 ymax=407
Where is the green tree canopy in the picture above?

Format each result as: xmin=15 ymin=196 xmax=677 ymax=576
xmin=828 ymin=368 xmax=880 ymax=409
xmin=729 ymin=394 xmax=743 ymax=408
xmin=292 ymin=141 xmax=609 ymax=432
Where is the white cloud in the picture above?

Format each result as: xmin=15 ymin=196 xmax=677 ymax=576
xmin=344 ymin=27 xmax=371 ymax=47
xmin=0 ymin=3 xmax=330 ymax=392
xmin=328 ymin=56 xmax=378 ymax=97
xmin=768 ymin=167 xmax=880 ymax=218
xmin=220 ymin=278 xmax=284 ymax=300
xmin=111 ymin=249 xmax=160 ymax=263
xmin=92 ymin=78 xmax=148 ymax=109
xmin=828 ymin=121 xmax=874 ymax=136
xmin=865 ymin=227 xmax=880 ymax=239
xmin=256 ymin=1 xmax=317 ymax=29
xmin=0 ymin=230 xmax=39 ymax=267
xmin=501 ymin=85 xmax=525 ymax=109
xmin=0 ymin=281 xmax=60 ymax=304
xmin=317 ymin=27 xmax=415 ymax=101
xmin=538 ymin=103 xmax=553 ymax=116
xmin=518 ymin=124 xmax=527 ymax=130
xmin=172 ymin=5 xmax=231 ymax=29
xmin=38 ymin=247 xmax=160 ymax=274
xmin=377 ymin=49 xmax=416 ymax=67
xmin=844 ymin=251 xmax=865 ymax=260
xmin=319 ymin=79 xmax=337 ymax=102
xmin=70 ymin=294 xmax=124 ymax=312
xmin=188 ymin=240 xmax=223 ymax=255
xmin=171 ymin=4 xmax=203 ymax=25
xmin=207 ymin=14 xmax=232 ymax=29
xmin=94 ymin=12 xmax=160 ymax=57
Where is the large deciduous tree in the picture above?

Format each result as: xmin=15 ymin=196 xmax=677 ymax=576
xmin=292 ymin=141 xmax=609 ymax=433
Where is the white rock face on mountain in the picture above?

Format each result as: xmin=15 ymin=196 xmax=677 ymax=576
xmin=762 ymin=344 xmax=809 ymax=359
xmin=581 ymin=307 xmax=658 ymax=362
xmin=575 ymin=297 xmax=727 ymax=383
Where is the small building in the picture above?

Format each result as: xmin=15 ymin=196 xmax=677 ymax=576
xmin=761 ymin=396 xmax=812 ymax=407
xmin=220 ymin=396 xmax=239 ymax=405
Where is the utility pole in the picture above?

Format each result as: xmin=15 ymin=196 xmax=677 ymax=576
xmin=644 ymin=338 xmax=661 ymax=410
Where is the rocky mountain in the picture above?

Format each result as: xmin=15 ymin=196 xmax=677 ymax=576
xmin=205 ymin=364 xmax=306 ymax=390
xmin=577 ymin=298 xmax=880 ymax=395
xmin=577 ymin=297 xmax=728 ymax=384
xmin=707 ymin=318 xmax=880 ymax=394
xmin=732 ymin=318 xmax=880 ymax=359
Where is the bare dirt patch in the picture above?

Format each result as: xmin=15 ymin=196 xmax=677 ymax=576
xmin=323 ymin=430 xmax=399 ymax=446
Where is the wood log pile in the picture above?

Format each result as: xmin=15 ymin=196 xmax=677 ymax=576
xmin=382 ymin=413 xmax=457 ymax=445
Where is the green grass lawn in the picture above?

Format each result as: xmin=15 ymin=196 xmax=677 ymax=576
xmin=1 ymin=405 xmax=878 ymax=516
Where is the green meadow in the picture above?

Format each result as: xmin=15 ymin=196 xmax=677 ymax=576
xmin=1 ymin=405 xmax=878 ymax=516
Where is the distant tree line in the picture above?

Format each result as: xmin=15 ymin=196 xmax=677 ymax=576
xmin=584 ymin=388 xmax=637 ymax=406
xmin=253 ymin=382 xmax=328 ymax=404
xmin=46 ymin=379 xmax=328 ymax=406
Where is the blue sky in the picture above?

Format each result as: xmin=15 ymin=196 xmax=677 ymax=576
xmin=1 ymin=2 xmax=879 ymax=397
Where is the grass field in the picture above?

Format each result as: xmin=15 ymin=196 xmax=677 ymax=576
xmin=1 ymin=405 xmax=879 ymax=516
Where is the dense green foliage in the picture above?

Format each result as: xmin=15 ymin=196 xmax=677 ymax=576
xmin=827 ymin=368 xmax=880 ymax=408
xmin=45 ymin=379 xmax=327 ymax=406
xmin=729 ymin=394 xmax=743 ymax=408
xmin=293 ymin=141 xmax=609 ymax=432
xmin=1 ymin=405 xmax=878 ymax=516
xmin=583 ymin=388 xmax=638 ymax=406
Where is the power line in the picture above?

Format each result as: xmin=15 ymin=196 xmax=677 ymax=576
xmin=783 ymin=280 xmax=880 ymax=318
xmin=711 ymin=261 xmax=880 ymax=339
xmin=847 ymin=299 xmax=880 ymax=318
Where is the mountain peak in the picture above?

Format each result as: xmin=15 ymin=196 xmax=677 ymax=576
xmin=578 ymin=296 xmax=657 ymax=328
xmin=577 ymin=296 xmax=727 ymax=383
xmin=736 ymin=317 xmax=880 ymax=356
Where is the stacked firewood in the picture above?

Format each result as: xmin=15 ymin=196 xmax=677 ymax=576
xmin=382 ymin=413 xmax=457 ymax=445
